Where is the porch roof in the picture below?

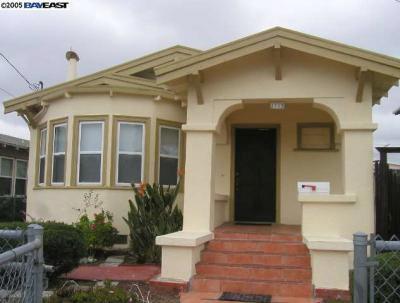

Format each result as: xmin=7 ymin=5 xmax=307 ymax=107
xmin=155 ymin=27 xmax=400 ymax=105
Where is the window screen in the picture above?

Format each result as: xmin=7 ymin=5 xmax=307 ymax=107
xmin=52 ymin=123 xmax=67 ymax=184
xmin=78 ymin=122 xmax=103 ymax=184
xmin=159 ymin=126 xmax=180 ymax=185
xmin=117 ymin=122 xmax=144 ymax=185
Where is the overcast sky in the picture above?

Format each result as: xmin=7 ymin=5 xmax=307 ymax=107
xmin=1 ymin=0 xmax=400 ymax=161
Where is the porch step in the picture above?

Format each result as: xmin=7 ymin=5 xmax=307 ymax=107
xmin=184 ymin=224 xmax=314 ymax=301
xmin=206 ymin=239 xmax=309 ymax=255
xmin=214 ymin=231 xmax=303 ymax=242
xmin=196 ymin=263 xmax=312 ymax=282
xmin=201 ymin=251 xmax=311 ymax=267
xmin=191 ymin=276 xmax=313 ymax=297
xmin=180 ymin=292 xmax=323 ymax=303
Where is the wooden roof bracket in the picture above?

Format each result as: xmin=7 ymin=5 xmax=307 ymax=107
xmin=273 ymin=43 xmax=282 ymax=80
xmin=187 ymin=71 xmax=204 ymax=104
xmin=32 ymin=101 xmax=49 ymax=123
xmin=356 ymin=67 xmax=368 ymax=102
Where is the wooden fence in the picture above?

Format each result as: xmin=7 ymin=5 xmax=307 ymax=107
xmin=375 ymin=147 xmax=400 ymax=239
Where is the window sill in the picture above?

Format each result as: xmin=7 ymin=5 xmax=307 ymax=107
xmin=33 ymin=185 xmax=133 ymax=190
xmin=293 ymin=148 xmax=339 ymax=152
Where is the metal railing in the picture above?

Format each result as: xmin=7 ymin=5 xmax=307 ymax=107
xmin=0 ymin=224 xmax=44 ymax=303
xmin=354 ymin=233 xmax=400 ymax=303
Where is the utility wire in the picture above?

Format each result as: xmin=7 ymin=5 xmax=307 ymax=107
xmin=0 ymin=52 xmax=42 ymax=91
xmin=0 ymin=87 xmax=15 ymax=97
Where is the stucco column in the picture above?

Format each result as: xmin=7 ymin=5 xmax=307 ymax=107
xmin=182 ymin=129 xmax=216 ymax=232
xmin=155 ymin=127 xmax=216 ymax=282
xmin=341 ymin=129 xmax=375 ymax=234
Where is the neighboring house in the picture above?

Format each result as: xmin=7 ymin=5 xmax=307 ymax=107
xmin=389 ymin=162 xmax=400 ymax=170
xmin=3 ymin=27 xmax=400 ymax=297
xmin=0 ymin=133 xmax=29 ymax=197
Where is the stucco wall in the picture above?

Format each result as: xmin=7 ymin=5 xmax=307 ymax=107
xmin=214 ymin=103 xmax=342 ymax=225
xmin=26 ymin=94 xmax=186 ymax=236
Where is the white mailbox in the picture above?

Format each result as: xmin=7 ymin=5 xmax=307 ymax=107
xmin=297 ymin=182 xmax=330 ymax=194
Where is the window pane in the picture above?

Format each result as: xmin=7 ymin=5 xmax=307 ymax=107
xmin=40 ymin=129 xmax=47 ymax=156
xmin=80 ymin=123 xmax=102 ymax=152
xmin=0 ymin=158 xmax=13 ymax=177
xmin=54 ymin=124 xmax=67 ymax=153
xmin=159 ymin=157 xmax=178 ymax=185
xmin=0 ymin=177 xmax=12 ymax=196
xmin=16 ymin=161 xmax=27 ymax=179
xmin=160 ymin=127 xmax=179 ymax=157
xmin=39 ymin=158 xmax=45 ymax=184
xmin=79 ymin=154 xmax=101 ymax=183
xmin=119 ymin=123 xmax=143 ymax=153
xmin=118 ymin=154 xmax=142 ymax=184
xmin=15 ymin=179 xmax=26 ymax=196
xmin=53 ymin=155 xmax=65 ymax=183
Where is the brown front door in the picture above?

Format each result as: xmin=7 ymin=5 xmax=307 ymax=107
xmin=234 ymin=128 xmax=277 ymax=223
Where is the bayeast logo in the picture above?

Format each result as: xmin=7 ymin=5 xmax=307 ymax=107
xmin=24 ymin=2 xmax=69 ymax=9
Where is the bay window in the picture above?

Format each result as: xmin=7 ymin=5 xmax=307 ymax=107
xmin=0 ymin=157 xmax=13 ymax=196
xmin=78 ymin=121 xmax=104 ymax=184
xmin=116 ymin=122 xmax=144 ymax=185
xmin=52 ymin=123 xmax=67 ymax=184
xmin=38 ymin=128 xmax=47 ymax=185
xmin=158 ymin=126 xmax=180 ymax=185
xmin=15 ymin=160 xmax=27 ymax=196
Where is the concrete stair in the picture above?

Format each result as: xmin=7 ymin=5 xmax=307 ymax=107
xmin=187 ymin=224 xmax=315 ymax=301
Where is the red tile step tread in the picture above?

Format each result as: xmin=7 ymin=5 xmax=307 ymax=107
xmin=181 ymin=292 xmax=323 ymax=303
xmin=196 ymin=263 xmax=312 ymax=282
xmin=201 ymin=251 xmax=311 ymax=267
xmin=206 ymin=239 xmax=309 ymax=254
xmin=191 ymin=276 xmax=313 ymax=298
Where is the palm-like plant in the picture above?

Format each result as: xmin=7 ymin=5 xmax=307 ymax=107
xmin=123 ymin=180 xmax=183 ymax=263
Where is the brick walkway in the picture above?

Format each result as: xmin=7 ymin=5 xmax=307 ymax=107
xmin=64 ymin=264 xmax=160 ymax=281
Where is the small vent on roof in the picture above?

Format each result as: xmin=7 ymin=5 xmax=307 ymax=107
xmin=132 ymin=68 xmax=156 ymax=80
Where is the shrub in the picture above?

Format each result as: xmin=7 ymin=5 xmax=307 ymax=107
xmin=75 ymin=209 xmax=119 ymax=256
xmin=71 ymin=281 xmax=137 ymax=303
xmin=123 ymin=181 xmax=183 ymax=263
xmin=373 ymin=252 xmax=400 ymax=303
xmin=0 ymin=221 xmax=86 ymax=278
xmin=0 ymin=196 xmax=26 ymax=222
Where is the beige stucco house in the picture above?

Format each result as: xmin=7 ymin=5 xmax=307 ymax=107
xmin=3 ymin=27 xmax=400 ymax=299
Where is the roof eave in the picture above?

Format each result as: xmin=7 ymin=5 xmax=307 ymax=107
xmin=155 ymin=27 xmax=400 ymax=84
xmin=3 ymin=45 xmax=201 ymax=114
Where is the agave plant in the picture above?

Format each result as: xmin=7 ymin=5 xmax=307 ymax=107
xmin=123 ymin=180 xmax=183 ymax=263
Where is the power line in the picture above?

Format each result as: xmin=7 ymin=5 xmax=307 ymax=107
xmin=0 ymin=52 xmax=42 ymax=91
xmin=0 ymin=87 xmax=15 ymax=97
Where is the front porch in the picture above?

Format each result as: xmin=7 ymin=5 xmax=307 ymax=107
xmin=154 ymin=29 xmax=383 ymax=297
xmin=157 ymin=99 xmax=372 ymax=297
xmin=181 ymin=223 xmax=323 ymax=303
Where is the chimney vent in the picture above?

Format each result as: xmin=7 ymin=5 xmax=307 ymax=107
xmin=65 ymin=50 xmax=79 ymax=81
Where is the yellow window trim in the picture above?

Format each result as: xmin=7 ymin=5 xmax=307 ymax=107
xmin=296 ymin=122 xmax=336 ymax=151
xmin=35 ymin=123 xmax=48 ymax=187
xmin=154 ymin=119 xmax=185 ymax=192
xmin=47 ymin=117 xmax=68 ymax=187
xmin=110 ymin=115 xmax=151 ymax=187
xmin=71 ymin=115 xmax=109 ymax=187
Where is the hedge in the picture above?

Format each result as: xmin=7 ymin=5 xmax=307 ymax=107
xmin=0 ymin=196 xmax=26 ymax=222
xmin=0 ymin=221 xmax=87 ymax=278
